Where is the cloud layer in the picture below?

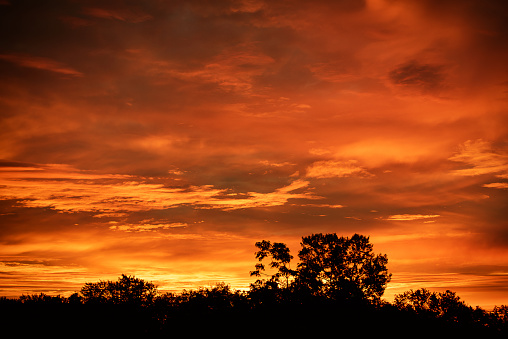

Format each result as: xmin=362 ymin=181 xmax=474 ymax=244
xmin=1 ymin=0 xmax=508 ymax=308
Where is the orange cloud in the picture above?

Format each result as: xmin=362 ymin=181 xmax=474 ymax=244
xmin=0 ymin=54 xmax=83 ymax=77
xmin=483 ymin=183 xmax=508 ymax=189
xmin=384 ymin=214 xmax=440 ymax=221
xmin=108 ymin=221 xmax=189 ymax=232
xmin=0 ymin=165 xmax=320 ymax=215
xmin=306 ymin=160 xmax=372 ymax=178
xmin=83 ymin=7 xmax=153 ymax=23
xmin=449 ymin=139 xmax=508 ymax=177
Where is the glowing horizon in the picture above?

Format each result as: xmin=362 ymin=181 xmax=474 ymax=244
xmin=1 ymin=0 xmax=508 ymax=310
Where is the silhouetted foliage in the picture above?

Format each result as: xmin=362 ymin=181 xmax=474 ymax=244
xmin=178 ymin=282 xmax=248 ymax=313
xmin=80 ymin=274 xmax=157 ymax=306
xmin=395 ymin=288 xmax=473 ymax=321
xmin=19 ymin=293 xmax=67 ymax=304
xmin=393 ymin=288 xmax=506 ymax=335
xmin=250 ymin=233 xmax=391 ymax=303
xmin=394 ymin=288 xmax=440 ymax=316
xmin=493 ymin=304 xmax=508 ymax=324
xmin=2 ymin=234 xmax=508 ymax=337
xmin=250 ymin=240 xmax=294 ymax=288
xmin=296 ymin=233 xmax=391 ymax=302
xmin=492 ymin=305 xmax=508 ymax=334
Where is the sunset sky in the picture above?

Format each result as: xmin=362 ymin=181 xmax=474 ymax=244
xmin=1 ymin=0 xmax=508 ymax=309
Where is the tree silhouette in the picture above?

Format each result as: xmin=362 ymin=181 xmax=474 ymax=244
xmin=80 ymin=274 xmax=157 ymax=306
xmin=493 ymin=305 xmax=508 ymax=324
xmin=394 ymin=288 xmax=439 ymax=316
xmin=492 ymin=305 xmax=508 ymax=333
xmin=179 ymin=282 xmax=247 ymax=313
xmin=393 ymin=288 xmax=489 ymax=330
xmin=393 ymin=288 xmax=508 ymax=336
xmin=250 ymin=240 xmax=293 ymax=286
xmin=4 ymin=236 xmax=508 ymax=337
xmin=295 ymin=233 xmax=391 ymax=302
xmin=19 ymin=293 xmax=66 ymax=305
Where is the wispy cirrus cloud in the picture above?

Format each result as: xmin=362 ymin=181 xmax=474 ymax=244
xmin=82 ymin=7 xmax=153 ymax=23
xmin=0 ymin=54 xmax=83 ymax=77
xmin=483 ymin=183 xmax=508 ymax=189
xmin=383 ymin=214 xmax=440 ymax=221
xmin=449 ymin=140 xmax=508 ymax=190
xmin=108 ymin=220 xmax=189 ymax=232
xmin=135 ymin=43 xmax=275 ymax=94
xmin=0 ymin=164 xmax=320 ymax=216
xmin=306 ymin=160 xmax=372 ymax=179
xmin=449 ymin=139 xmax=508 ymax=176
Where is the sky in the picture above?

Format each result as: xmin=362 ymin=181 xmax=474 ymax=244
xmin=1 ymin=0 xmax=508 ymax=309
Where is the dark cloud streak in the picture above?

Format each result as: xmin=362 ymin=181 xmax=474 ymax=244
xmin=389 ymin=60 xmax=444 ymax=93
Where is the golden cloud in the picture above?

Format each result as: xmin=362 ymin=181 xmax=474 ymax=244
xmin=449 ymin=139 xmax=508 ymax=177
xmin=483 ymin=183 xmax=508 ymax=189
xmin=306 ymin=160 xmax=372 ymax=178
xmin=384 ymin=214 xmax=440 ymax=221
xmin=0 ymin=165 xmax=320 ymax=215
xmin=108 ymin=221 xmax=189 ymax=232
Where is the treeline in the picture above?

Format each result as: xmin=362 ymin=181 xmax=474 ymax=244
xmin=1 ymin=233 xmax=508 ymax=337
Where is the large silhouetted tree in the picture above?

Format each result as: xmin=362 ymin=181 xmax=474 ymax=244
xmin=295 ymin=233 xmax=391 ymax=302
xmin=249 ymin=233 xmax=391 ymax=303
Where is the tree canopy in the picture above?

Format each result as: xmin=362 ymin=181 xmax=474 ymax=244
xmin=250 ymin=240 xmax=294 ymax=288
xmin=296 ymin=233 xmax=391 ymax=301
xmin=251 ymin=233 xmax=391 ymax=302
xmin=80 ymin=274 xmax=157 ymax=305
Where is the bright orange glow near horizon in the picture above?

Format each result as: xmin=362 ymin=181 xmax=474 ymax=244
xmin=1 ymin=0 xmax=508 ymax=309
